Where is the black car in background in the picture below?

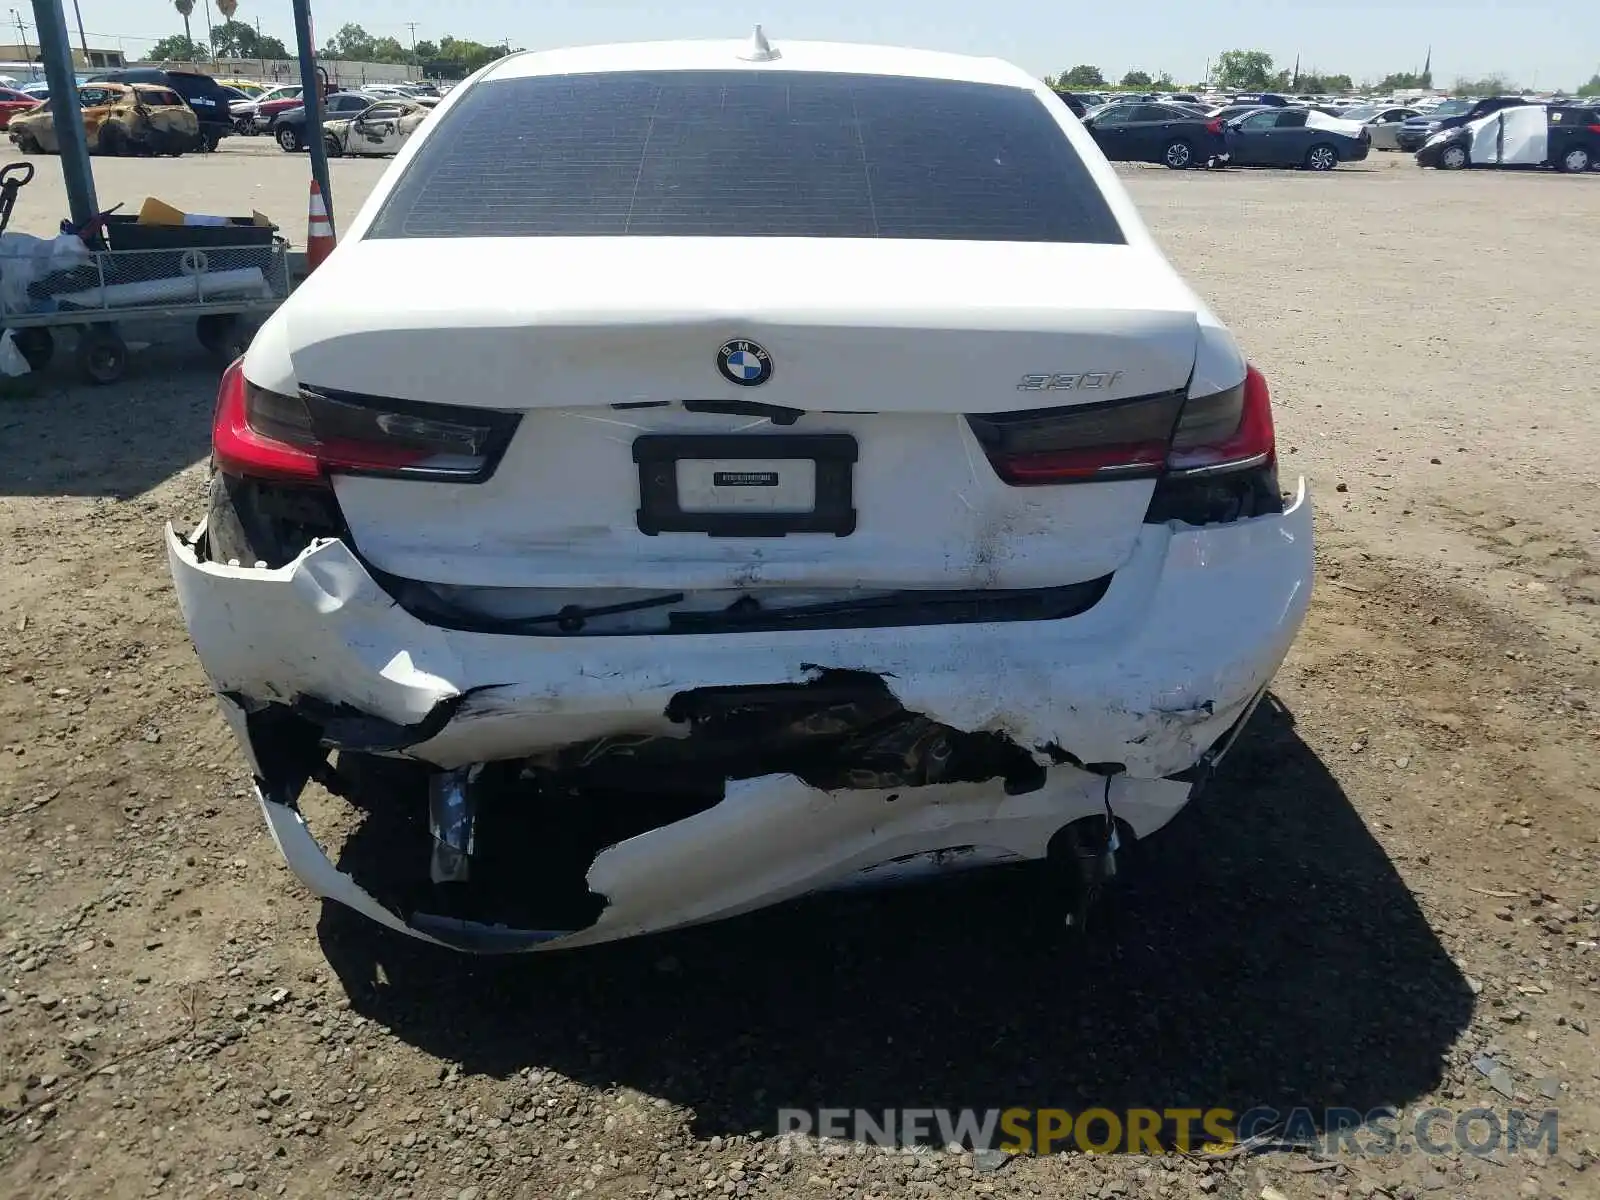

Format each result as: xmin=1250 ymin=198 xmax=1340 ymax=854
xmin=1396 ymin=95 xmax=1532 ymax=152
xmin=1080 ymin=101 xmax=1224 ymax=168
xmin=1229 ymin=92 xmax=1289 ymax=107
xmin=86 ymin=66 xmax=233 ymax=150
xmin=1416 ymin=104 xmax=1600 ymax=172
xmin=1050 ymin=90 xmax=1087 ymax=118
xmin=1221 ymin=106 xmax=1370 ymax=169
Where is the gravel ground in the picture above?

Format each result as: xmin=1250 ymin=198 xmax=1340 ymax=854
xmin=1 ymin=150 xmax=1598 ymax=1200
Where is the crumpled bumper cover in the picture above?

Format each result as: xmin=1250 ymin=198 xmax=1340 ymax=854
xmin=168 ymin=480 xmax=1312 ymax=950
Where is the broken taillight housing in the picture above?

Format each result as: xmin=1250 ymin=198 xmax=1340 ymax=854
xmin=968 ymin=365 xmax=1281 ymax=522
xmin=211 ymin=358 xmax=520 ymax=484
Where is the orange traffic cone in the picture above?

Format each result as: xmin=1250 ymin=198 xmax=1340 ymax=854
xmin=305 ymin=180 xmax=335 ymax=274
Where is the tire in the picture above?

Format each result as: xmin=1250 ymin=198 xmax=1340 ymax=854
xmin=12 ymin=327 xmax=53 ymax=370
xmin=99 ymin=124 xmax=124 ymax=157
xmin=1162 ymin=139 xmax=1194 ymax=170
xmin=1305 ymin=143 xmax=1339 ymax=171
xmin=1560 ymin=146 xmax=1592 ymax=174
xmin=324 ymin=135 xmax=343 ymax=158
xmin=276 ymin=125 xmax=302 ymax=153
xmin=77 ymin=325 xmax=127 ymax=386
xmin=16 ymin=132 xmax=40 ymax=154
xmin=196 ymin=314 xmax=248 ymax=365
xmin=1439 ymin=144 xmax=1468 ymax=171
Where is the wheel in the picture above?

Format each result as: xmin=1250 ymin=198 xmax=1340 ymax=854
xmin=1439 ymin=144 xmax=1468 ymax=171
xmin=11 ymin=327 xmax=53 ymax=370
xmin=201 ymin=131 xmax=222 ymax=153
xmin=1162 ymin=139 xmax=1194 ymax=170
xmin=196 ymin=314 xmax=248 ymax=364
xmin=276 ymin=125 xmax=302 ymax=153
xmin=323 ymin=135 xmax=343 ymax=158
xmin=76 ymin=325 xmax=127 ymax=385
xmin=1305 ymin=143 xmax=1339 ymax=171
xmin=16 ymin=132 xmax=39 ymax=154
xmin=1560 ymin=146 xmax=1591 ymax=174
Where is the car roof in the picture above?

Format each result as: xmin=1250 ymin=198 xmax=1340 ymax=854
xmin=481 ymin=38 xmax=1036 ymax=90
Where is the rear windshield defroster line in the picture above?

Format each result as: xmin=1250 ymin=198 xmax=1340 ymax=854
xmin=368 ymin=70 xmax=1125 ymax=244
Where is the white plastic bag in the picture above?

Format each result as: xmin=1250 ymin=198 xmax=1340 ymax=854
xmin=0 ymin=231 xmax=93 ymax=314
xmin=0 ymin=327 xmax=31 ymax=376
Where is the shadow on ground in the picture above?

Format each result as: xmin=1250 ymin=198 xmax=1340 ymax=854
xmin=0 ymin=330 xmax=218 ymax=498
xmin=319 ymin=695 xmax=1474 ymax=1144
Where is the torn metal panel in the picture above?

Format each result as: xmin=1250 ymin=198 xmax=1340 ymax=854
xmin=165 ymin=479 xmax=1311 ymax=779
xmin=258 ymin=765 xmax=1194 ymax=953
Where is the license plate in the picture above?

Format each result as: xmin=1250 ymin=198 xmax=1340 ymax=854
xmin=633 ymin=434 xmax=857 ymax=537
xmin=676 ymin=459 xmax=817 ymax=513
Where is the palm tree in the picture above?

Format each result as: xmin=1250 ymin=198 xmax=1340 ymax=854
xmin=215 ymin=0 xmax=237 ymax=20
xmin=173 ymin=0 xmax=195 ymax=59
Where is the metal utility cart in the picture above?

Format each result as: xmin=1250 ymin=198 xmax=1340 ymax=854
xmin=2 ymin=211 xmax=292 ymax=384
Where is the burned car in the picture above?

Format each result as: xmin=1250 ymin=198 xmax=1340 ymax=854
xmin=9 ymin=83 xmax=198 ymax=156
xmin=322 ymin=97 xmax=432 ymax=158
xmin=168 ymin=35 xmax=1314 ymax=953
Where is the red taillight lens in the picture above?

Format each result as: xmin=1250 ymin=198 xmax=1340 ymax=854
xmin=969 ymin=391 xmax=1186 ymax=486
xmin=211 ymin=358 xmax=519 ymax=484
xmin=1166 ymin=365 xmax=1275 ymax=477
xmin=968 ymin=365 xmax=1275 ymax=488
xmin=1588 ymin=124 xmax=1600 ymax=135
xmin=1206 ymin=119 xmax=1224 ymax=135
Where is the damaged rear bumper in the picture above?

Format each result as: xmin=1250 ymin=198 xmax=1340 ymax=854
xmin=168 ymin=481 xmax=1312 ymax=950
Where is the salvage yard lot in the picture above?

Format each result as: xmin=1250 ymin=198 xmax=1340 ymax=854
xmin=1 ymin=144 xmax=1598 ymax=1200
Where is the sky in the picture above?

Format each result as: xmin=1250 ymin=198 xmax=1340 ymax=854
xmin=57 ymin=1 xmax=1600 ymax=90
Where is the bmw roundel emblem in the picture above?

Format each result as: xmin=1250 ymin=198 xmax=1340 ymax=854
xmin=717 ymin=339 xmax=772 ymax=387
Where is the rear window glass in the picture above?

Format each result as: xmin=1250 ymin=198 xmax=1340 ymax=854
xmin=369 ymin=70 xmax=1123 ymax=244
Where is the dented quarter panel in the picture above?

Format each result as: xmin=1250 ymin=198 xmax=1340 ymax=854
xmin=165 ymin=479 xmax=1311 ymax=779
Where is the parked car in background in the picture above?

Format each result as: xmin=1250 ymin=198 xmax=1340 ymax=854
xmin=1337 ymin=104 xmax=1419 ymax=149
xmin=272 ymin=91 xmax=377 ymax=151
xmin=86 ymin=67 xmax=233 ymax=150
xmin=1396 ymin=96 xmax=1532 ymax=152
xmin=322 ymin=97 xmax=433 ymax=157
xmin=1229 ymin=92 xmax=1289 ymax=107
xmin=1050 ymin=90 xmax=1087 ymax=118
xmin=1221 ymin=106 xmax=1370 ymax=170
xmin=1080 ymin=100 xmax=1224 ymax=168
xmin=9 ymin=82 xmax=197 ymax=155
xmin=252 ymin=86 xmax=313 ymax=133
xmin=19 ymin=82 xmax=49 ymax=101
xmin=1207 ymin=103 xmax=1270 ymax=123
xmin=0 ymin=85 xmax=40 ymax=128
xmin=216 ymin=78 xmax=264 ymax=97
xmin=1417 ymin=104 xmax=1600 ymax=172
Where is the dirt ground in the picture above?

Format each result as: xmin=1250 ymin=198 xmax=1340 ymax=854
xmin=1 ymin=145 xmax=1598 ymax=1200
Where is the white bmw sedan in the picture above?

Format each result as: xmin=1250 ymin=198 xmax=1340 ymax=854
xmin=168 ymin=33 xmax=1313 ymax=952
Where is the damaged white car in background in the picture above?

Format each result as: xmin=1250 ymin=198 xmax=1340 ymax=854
xmin=168 ymin=32 xmax=1314 ymax=953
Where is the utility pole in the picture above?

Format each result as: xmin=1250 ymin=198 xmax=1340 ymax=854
xmin=10 ymin=9 xmax=30 ymax=65
xmin=255 ymin=14 xmax=264 ymax=74
xmin=405 ymin=20 xmax=418 ymax=77
xmin=69 ymin=0 xmax=87 ymax=66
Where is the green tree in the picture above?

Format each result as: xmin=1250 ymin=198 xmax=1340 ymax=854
xmin=1296 ymin=70 xmax=1354 ymax=93
xmin=413 ymin=39 xmax=439 ymax=61
xmin=320 ymin=22 xmax=375 ymax=60
xmin=1057 ymin=64 xmax=1106 ymax=88
xmin=1578 ymin=73 xmax=1600 ymax=97
xmin=1453 ymin=74 xmax=1515 ymax=95
xmin=1376 ymin=71 xmax=1427 ymax=91
xmin=209 ymin=19 xmax=287 ymax=58
xmin=1155 ymin=72 xmax=1175 ymax=88
xmin=1120 ymin=69 xmax=1152 ymax=88
xmin=151 ymin=32 xmax=206 ymax=60
xmin=1216 ymin=49 xmax=1277 ymax=91
xmin=172 ymin=0 xmax=196 ymax=55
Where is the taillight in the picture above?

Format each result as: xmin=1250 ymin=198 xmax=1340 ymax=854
xmin=1588 ymin=124 xmax=1600 ymax=135
xmin=1166 ymin=365 xmax=1275 ymax=477
xmin=211 ymin=358 xmax=519 ymax=484
xmin=967 ymin=365 xmax=1275 ymax=488
xmin=968 ymin=390 xmax=1187 ymax=485
xmin=1206 ymin=119 xmax=1224 ymax=135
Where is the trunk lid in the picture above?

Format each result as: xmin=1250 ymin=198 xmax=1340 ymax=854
xmin=287 ymin=238 xmax=1204 ymax=594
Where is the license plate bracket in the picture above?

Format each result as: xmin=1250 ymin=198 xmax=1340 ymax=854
xmin=633 ymin=433 xmax=857 ymax=537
